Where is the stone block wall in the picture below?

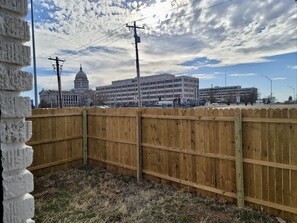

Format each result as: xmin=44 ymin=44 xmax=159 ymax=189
xmin=0 ymin=0 xmax=35 ymax=222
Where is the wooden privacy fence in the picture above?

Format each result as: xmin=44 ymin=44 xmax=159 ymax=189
xmin=27 ymin=108 xmax=84 ymax=175
xmin=27 ymin=107 xmax=297 ymax=222
xmin=87 ymin=107 xmax=297 ymax=222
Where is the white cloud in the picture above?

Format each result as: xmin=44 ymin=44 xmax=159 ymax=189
xmin=288 ymin=66 xmax=297 ymax=69
xmin=190 ymin=73 xmax=216 ymax=79
xmin=272 ymin=77 xmax=286 ymax=80
xmin=228 ymin=73 xmax=256 ymax=77
xmin=29 ymin=0 xmax=297 ymax=92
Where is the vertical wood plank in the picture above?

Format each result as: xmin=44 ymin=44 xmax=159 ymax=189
xmin=136 ymin=109 xmax=142 ymax=181
xmin=274 ymin=109 xmax=283 ymax=217
xmin=196 ymin=109 xmax=207 ymax=196
xmin=289 ymin=108 xmax=297 ymax=222
xmin=234 ymin=110 xmax=244 ymax=208
xmin=281 ymin=108 xmax=290 ymax=220
xmin=168 ymin=108 xmax=180 ymax=188
xmin=252 ymin=109 xmax=262 ymax=208
xmin=189 ymin=108 xmax=196 ymax=193
xmin=83 ymin=110 xmax=88 ymax=165
xmin=242 ymin=109 xmax=254 ymax=202
xmin=260 ymin=109 xmax=269 ymax=212
xmin=268 ymin=108 xmax=276 ymax=216
xmin=224 ymin=108 xmax=236 ymax=199
xmin=161 ymin=109 xmax=169 ymax=185
xmin=207 ymin=108 xmax=216 ymax=197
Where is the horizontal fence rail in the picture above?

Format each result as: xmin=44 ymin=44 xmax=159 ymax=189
xmin=27 ymin=107 xmax=297 ymax=222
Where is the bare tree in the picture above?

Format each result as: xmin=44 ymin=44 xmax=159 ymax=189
xmin=94 ymin=92 xmax=108 ymax=106
xmin=208 ymin=88 xmax=217 ymax=103
xmin=226 ymin=91 xmax=235 ymax=105
xmin=248 ymin=90 xmax=258 ymax=105
xmin=241 ymin=90 xmax=258 ymax=106
xmin=38 ymin=99 xmax=51 ymax=108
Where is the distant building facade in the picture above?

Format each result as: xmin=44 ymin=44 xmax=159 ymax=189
xmin=96 ymin=74 xmax=199 ymax=106
xmin=39 ymin=66 xmax=96 ymax=107
xmin=199 ymin=86 xmax=258 ymax=104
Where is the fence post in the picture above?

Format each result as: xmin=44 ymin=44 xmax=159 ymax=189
xmin=136 ymin=110 xmax=142 ymax=181
xmin=234 ymin=110 xmax=244 ymax=208
xmin=83 ymin=110 xmax=88 ymax=165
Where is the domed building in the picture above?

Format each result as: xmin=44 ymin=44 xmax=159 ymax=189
xmin=74 ymin=65 xmax=89 ymax=91
xmin=39 ymin=65 xmax=96 ymax=108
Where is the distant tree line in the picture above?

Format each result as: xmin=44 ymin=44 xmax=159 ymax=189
xmin=207 ymin=89 xmax=258 ymax=105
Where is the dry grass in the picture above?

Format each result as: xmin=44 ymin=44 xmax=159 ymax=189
xmin=33 ymin=166 xmax=278 ymax=223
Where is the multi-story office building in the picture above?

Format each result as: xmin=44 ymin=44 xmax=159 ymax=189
xmin=96 ymin=74 xmax=199 ymax=106
xmin=199 ymin=86 xmax=258 ymax=103
xmin=39 ymin=66 xmax=96 ymax=107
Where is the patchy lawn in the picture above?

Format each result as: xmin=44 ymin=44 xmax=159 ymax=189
xmin=33 ymin=166 xmax=278 ymax=223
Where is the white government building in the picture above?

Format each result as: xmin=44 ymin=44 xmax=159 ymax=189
xmin=39 ymin=65 xmax=96 ymax=107
xmin=96 ymin=74 xmax=200 ymax=106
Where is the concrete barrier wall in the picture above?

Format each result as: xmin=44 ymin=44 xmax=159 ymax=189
xmin=0 ymin=0 xmax=35 ymax=222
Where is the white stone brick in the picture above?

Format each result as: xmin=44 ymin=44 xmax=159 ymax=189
xmin=3 ymin=194 xmax=35 ymax=223
xmin=0 ymin=40 xmax=31 ymax=65
xmin=0 ymin=93 xmax=31 ymax=118
xmin=0 ymin=14 xmax=30 ymax=41
xmin=1 ymin=1 xmax=34 ymax=222
xmin=3 ymin=170 xmax=34 ymax=199
xmin=0 ymin=65 xmax=32 ymax=91
xmin=0 ymin=0 xmax=28 ymax=16
xmin=1 ymin=144 xmax=33 ymax=171
xmin=0 ymin=119 xmax=32 ymax=143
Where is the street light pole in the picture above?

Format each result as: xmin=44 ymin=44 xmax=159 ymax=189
xmin=295 ymin=72 xmax=297 ymax=103
xmin=288 ymin=85 xmax=296 ymax=102
xmin=30 ymin=0 xmax=38 ymax=107
xmin=262 ymin=75 xmax=272 ymax=102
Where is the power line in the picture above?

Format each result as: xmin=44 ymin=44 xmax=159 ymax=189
xmin=25 ymin=0 xmax=235 ymax=66
xmin=50 ymin=1 xmax=127 ymax=56
xmin=62 ymin=25 xmax=126 ymax=59
xmin=53 ymin=0 xmax=233 ymax=65
xmin=69 ymin=32 xmax=131 ymax=60
xmin=134 ymin=0 xmax=195 ymax=22
xmin=60 ymin=0 xmax=232 ymax=61
xmin=59 ymin=1 xmax=198 ymax=58
xmin=46 ymin=62 xmax=57 ymax=89
xmin=180 ymin=0 xmax=232 ymax=19
xmin=156 ymin=0 xmax=233 ymax=26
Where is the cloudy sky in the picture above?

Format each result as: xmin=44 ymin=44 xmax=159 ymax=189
xmin=24 ymin=0 xmax=297 ymax=103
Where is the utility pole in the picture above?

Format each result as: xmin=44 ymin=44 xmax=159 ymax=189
xmin=126 ymin=21 xmax=145 ymax=108
xmin=48 ymin=57 xmax=65 ymax=108
xmin=30 ymin=0 xmax=38 ymax=107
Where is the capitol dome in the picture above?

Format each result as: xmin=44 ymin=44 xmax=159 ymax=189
xmin=74 ymin=65 xmax=89 ymax=91
xmin=75 ymin=65 xmax=88 ymax=81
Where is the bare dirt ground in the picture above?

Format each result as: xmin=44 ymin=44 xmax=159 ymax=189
xmin=33 ymin=166 xmax=278 ymax=223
